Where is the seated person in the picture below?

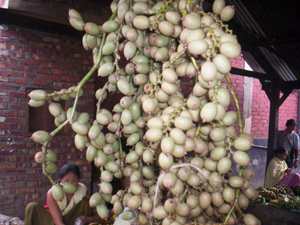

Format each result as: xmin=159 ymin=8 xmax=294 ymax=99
xmin=265 ymin=148 xmax=300 ymax=188
xmin=25 ymin=163 xmax=95 ymax=225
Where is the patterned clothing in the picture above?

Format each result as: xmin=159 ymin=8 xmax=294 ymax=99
xmin=24 ymin=183 xmax=91 ymax=225
xmin=265 ymin=157 xmax=288 ymax=188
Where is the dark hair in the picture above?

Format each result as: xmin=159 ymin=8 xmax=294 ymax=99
xmin=274 ymin=148 xmax=287 ymax=156
xmin=286 ymin=119 xmax=296 ymax=127
xmin=58 ymin=163 xmax=81 ymax=180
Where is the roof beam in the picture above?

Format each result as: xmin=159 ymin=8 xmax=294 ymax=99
xmin=0 ymin=8 xmax=81 ymax=37
xmin=282 ymin=81 xmax=300 ymax=90
xmin=230 ymin=67 xmax=267 ymax=80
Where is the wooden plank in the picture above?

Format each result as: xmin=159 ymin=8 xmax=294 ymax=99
xmin=0 ymin=8 xmax=81 ymax=37
xmin=266 ymin=85 xmax=280 ymax=171
xmin=9 ymin=0 xmax=70 ymax=24
xmin=8 ymin=0 xmax=111 ymax=25
xmin=230 ymin=67 xmax=267 ymax=79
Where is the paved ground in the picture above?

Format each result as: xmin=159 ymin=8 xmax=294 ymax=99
xmin=0 ymin=214 xmax=23 ymax=225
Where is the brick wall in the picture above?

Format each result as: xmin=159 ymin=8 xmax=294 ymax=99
xmin=231 ymin=56 xmax=246 ymax=113
xmin=250 ymin=79 xmax=270 ymax=139
xmin=229 ymin=57 xmax=299 ymax=142
xmin=250 ymin=79 xmax=299 ymax=141
xmin=278 ymin=91 xmax=299 ymax=130
xmin=0 ymin=24 xmax=95 ymax=217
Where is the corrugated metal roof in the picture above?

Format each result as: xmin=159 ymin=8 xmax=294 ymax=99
xmin=259 ymin=47 xmax=297 ymax=82
xmin=229 ymin=0 xmax=266 ymax=39
xmin=242 ymin=51 xmax=266 ymax=75
xmin=228 ymin=0 xmax=299 ymax=85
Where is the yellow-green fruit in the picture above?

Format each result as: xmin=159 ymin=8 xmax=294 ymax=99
xmin=84 ymin=22 xmax=101 ymax=36
xmin=124 ymin=41 xmax=137 ymax=60
xmin=233 ymin=151 xmax=250 ymax=166
xmin=98 ymin=62 xmax=115 ymax=77
xmin=220 ymin=6 xmax=235 ymax=22
xmin=96 ymin=204 xmax=109 ymax=219
xmin=229 ymin=176 xmax=244 ymax=188
xmin=74 ymin=134 xmax=88 ymax=151
xmin=102 ymin=41 xmax=116 ymax=55
xmin=86 ymin=145 xmax=97 ymax=162
xmin=62 ymin=182 xmax=77 ymax=194
xmin=94 ymin=151 xmax=107 ymax=167
xmin=129 ymin=103 xmax=141 ymax=121
xmin=28 ymin=99 xmax=45 ymax=107
xmin=46 ymin=149 xmax=57 ymax=162
xmin=28 ymin=90 xmax=47 ymax=101
xmin=200 ymin=102 xmax=217 ymax=122
xmin=45 ymin=162 xmax=57 ymax=174
xmin=77 ymin=113 xmax=90 ymax=124
xmin=117 ymin=79 xmax=132 ymax=95
xmin=212 ymin=0 xmax=225 ymax=14
xmin=127 ymin=133 xmax=140 ymax=146
xmin=233 ymin=134 xmax=252 ymax=151
xmin=69 ymin=9 xmax=82 ymax=20
xmin=51 ymin=184 xmax=64 ymax=201
xmin=48 ymin=103 xmax=63 ymax=117
xmin=31 ymin=130 xmax=50 ymax=144
xmin=243 ymin=214 xmax=260 ymax=225
xmin=102 ymin=20 xmax=119 ymax=33
xmin=133 ymin=15 xmax=150 ymax=30
xmin=72 ymin=122 xmax=89 ymax=135
xmin=89 ymin=192 xmax=103 ymax=207
xmin=69 ymin=18 xmax=84 ymax=31
xmin=183 ymin=13 xmax=201 ymax=29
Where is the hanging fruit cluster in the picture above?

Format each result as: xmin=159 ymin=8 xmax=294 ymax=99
xmin=28 ymin=0 xmax=261 ymax=224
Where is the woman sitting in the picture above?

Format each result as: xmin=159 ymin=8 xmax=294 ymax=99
xmin=265 ymin=148 xmax=300 ymax=188
xmin=24 ymin=163 xmax=93 ymax=225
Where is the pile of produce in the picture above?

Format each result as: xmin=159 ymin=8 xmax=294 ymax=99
xmin=257 ymin=186 xmax=300 ymax=210
xmin=28 ymin=0 xmax=261 ymax=224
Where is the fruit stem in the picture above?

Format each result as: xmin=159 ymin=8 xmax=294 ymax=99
xmin=50 ymin=119 xmax=69 ymax=137
xmin=171 ymin=163 xmax=208 ymax=181
xmin=70 ymin=33 xmax=107 ymax=122
xmin=41 ymin=145 xmax=55 ymax=185
xmin=224 ymin=74 xmax=244 ymax=133
xmin=77 ymin=34 xmax=107 ymax=90
xmin=96 ymin=82 xmax=109 ymax=114
xmin=223 ymin=190 xmax=240 ymax=224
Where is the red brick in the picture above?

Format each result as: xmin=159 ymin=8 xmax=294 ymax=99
xmin=0 ymin=25 xmax=93 ymax=217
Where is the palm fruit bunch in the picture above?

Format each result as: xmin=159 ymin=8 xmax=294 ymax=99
xmin=28 ymin=0 xmax=261 ymax=224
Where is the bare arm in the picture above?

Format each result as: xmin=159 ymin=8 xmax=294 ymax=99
xmin=46 ymin=191 xmax=65 ymax=225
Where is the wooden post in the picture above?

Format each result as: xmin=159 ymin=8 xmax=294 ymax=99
xmin=264 ymin=83 xmax=292 ymax=169
xmin=266 ymin=86 xmax=280 ymax=166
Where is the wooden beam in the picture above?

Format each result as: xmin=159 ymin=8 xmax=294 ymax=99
xmin=250 ymin=49 xmax=280 ymax=78
xmin=8 ymin=0 xmax=111 ymax=25
xmin=266 ymin=85 xmax=280 ymax=173
xmin=278 ymin=89 xmax=293 ymax=107
xmin=282 ymin=80 xmax=300 ymax=90
xmin=230 ymin=67 xmax=267 ymax=79
xmin=0 ymin=8 xmax=81 ymax=37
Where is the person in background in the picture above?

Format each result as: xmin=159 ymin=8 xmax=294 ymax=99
xmin=265 ymin=148 xmax=300 ymax=188
xmin=24 ymin=163 xmax=95 ymax=225
xmin=265 ymin=148 xmax=289 ymax=188
xmin=276 ymin=119 xmax=299 ymax=168
xmin=295 ymin=126 xmax=300 ymax=169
